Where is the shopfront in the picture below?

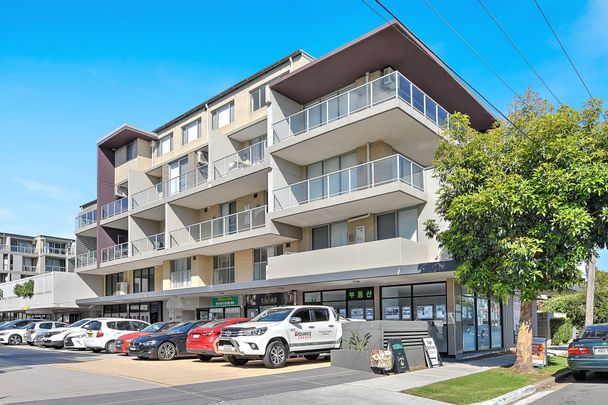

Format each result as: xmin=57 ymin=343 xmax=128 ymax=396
xmin=460 ymin=288 xmax=503 ymax=352
xmin=196 ymin=296 xmax=241 ymax=321
xmin=303 ymin=287 xmax=375 ymax=320
xmin=103 ymin=301 xmax=162 ymax=323
xmin=245 ymin=292 xmax=295 ymax=318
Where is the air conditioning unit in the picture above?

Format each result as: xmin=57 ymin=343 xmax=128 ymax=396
xmin=196 ymin=150 xmax=208 ymax=166
xmin=382 ymin=66 xmax=395 ymax=85
xmin=115 ymin=282 xmax=128 ymax=295
xmin=115 ymin=185 xmax=128 ymax=198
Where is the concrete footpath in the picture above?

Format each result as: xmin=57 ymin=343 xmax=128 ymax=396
xmin=227 ymin=354 xmax=516 ymax=404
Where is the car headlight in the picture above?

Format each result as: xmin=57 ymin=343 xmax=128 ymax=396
xmin=242 ymin=327 xmax=267 ymax=336
xmin=0 ymin=332 xmax=7 ymax=336
xmin=142 ymin=340 xmax=158 ymax=346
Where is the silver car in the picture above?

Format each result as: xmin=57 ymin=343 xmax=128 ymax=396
xmin=25 ymin=321 xmax=67 ymax=345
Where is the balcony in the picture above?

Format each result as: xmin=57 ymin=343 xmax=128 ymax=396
xmin=76 ymin=251 xmax=97 ymax=269
xmin=266 ymin=237 xmax=429 ymax=279
xmin=22 ymin=265 xmax=37 ymax=272
xmin=0 ymin=245 xmax=9 ymax=254
xmin=101 ymin=197 xmax=128 ymax=220
xmin=75 ymin=208 xmax=97 ymax=230
xmin=10 ymin=245 xmax=36 ymax=255
xmin=271 ymin=154 xmax=426 ymax=227
xmin=213 ymin=140 xmax=266 ymax=179
xmin=45 ymin=266 xmax=66 ymax=272
xmin=271 ymin=71 xmax=449 ymax=167
xmin=131 ymin=164 xmax=209 ymax=210
xmin=132 ymin=232 xmax=165 ymax=256
xmin=100 ymin=242 xmax=129 ymax=263
xmin=170 ymin=270 xmax=192 ymax=289
xmin=44 ymin=246 xmax=68 ymax=255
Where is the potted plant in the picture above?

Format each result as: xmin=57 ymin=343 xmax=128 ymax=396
xmin=330 ymin=330 xmax=374 ymax=373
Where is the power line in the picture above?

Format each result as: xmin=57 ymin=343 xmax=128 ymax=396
xmin=421 ymin=0 xmax=521 ymax=100
xmin=359 ymin=0 xmax=530 ymax=139
xmin=532 ymin=0 xmax=593 ymax=99
xmin=477 ymin=0 xmax=563 ymax=106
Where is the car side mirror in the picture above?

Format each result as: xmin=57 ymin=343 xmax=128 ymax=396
xmin=290 ymin=316 xmax=302 ymax=324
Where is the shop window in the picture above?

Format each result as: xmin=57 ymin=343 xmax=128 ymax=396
xmin=461 ymin=292 xmax=503 ymax=352
xmin=491 ymin=300 xmax=503 ymax=348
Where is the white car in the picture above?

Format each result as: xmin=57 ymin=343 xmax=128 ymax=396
xmin=25 ymin=321 xmax=67 ymax=345
xmin=43 ymin=318 xmax=93 ymax=349
xmin=0 ymin=324 xmax=31 ymax=345
xmin=216 ymin=305 xmax=344 ymax=368
xmin=84 ymin=318 xmax=149 ymax=353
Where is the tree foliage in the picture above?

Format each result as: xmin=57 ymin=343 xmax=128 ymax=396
xmin=425 ymin=91 xmax=608 ymax=302
xmin=13 ymin=280 xmax=35 ymax=299
xmin=542 ymin=270 xmax=608 ymax=328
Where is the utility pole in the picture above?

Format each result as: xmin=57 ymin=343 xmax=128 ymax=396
xmin=585 ymin=255 xmax=597 ymax=327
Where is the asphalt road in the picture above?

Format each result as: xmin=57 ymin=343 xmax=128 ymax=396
xmin=528 ymin=373 xmax=608 ymax=405
xmin=0 ymin=345 xmax=377 ymax=404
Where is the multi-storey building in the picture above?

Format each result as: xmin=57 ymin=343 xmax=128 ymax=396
xmin=74 ymin=21 xmax=514 ymax=357
xmin=0 ymin=232 xmax=101 ymax=322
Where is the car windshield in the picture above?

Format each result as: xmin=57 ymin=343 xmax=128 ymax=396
xmin=68 ymin=319 xmax=88 ymax=328
xmin=251 ymin=308 xmax=293 ymax=322
xmin=580 ymin=325 xmax=608 ymax=339
xmin=201 ymin=320 xmax=228 ymax=329
xmin=142 ymin=323 xmax=166 ymax=333
xmin=166 ymin=322 xmax=195 ymax=334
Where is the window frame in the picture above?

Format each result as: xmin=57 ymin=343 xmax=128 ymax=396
xmin=250 ymin=85 xmax=266 ymax=112
xmin=158 ymin=133 xmax=173 ymax=156
xmin=181 ymin=119 xmax=200 ymax=145
xmin=211 ymin=101 xmax=235 ymax=129
xmin=126 ymin=141 xmax=137 ymax=162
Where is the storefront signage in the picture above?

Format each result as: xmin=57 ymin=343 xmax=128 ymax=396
xmin=211 ymin=296 xmax=239 ymax=307
xmin=346 ymin=287 xmax=373 ymax=301
xmin=388 ymin=338 xmax=410 ymax=373
xmin=532 ymin=337 xmax=548 ymax=367
xmin=246 ymin=292 xmax=292 ymax=307
xmin=423 ymin=337 xmax=442 ymax=368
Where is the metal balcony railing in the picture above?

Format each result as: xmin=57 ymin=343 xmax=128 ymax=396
xmin=101 ymin=197 xmax=128 ymax=220
xmin=273 ymin=71 xmax=449 ymax=143
xmin=131 ymin=232 xmax=165 ymax=255
xmin=76 ymin=251 xmax=97 ymax=268
xmin=213 ymin=140 xmax=266 ymax=179
xmin=10 ymin=245 xmax=35 ymax=254
xmin=45 ymin=266 xmax=66 ymax=272
xmin=44 ymin=246 xmax=67 ymax=255
xmin=75 ymin=209 xmax=97 ymax=229
xmin=170 ymin=270 xmax=192 ymax=288
xmin=273 ymin=154 xmax=424 ymax=210
xmin=131 ymin=164 xmax=209 ymax=209
xmin=100 ymin=242 xmax=129 ymax=263
xmin=169 ymin=206 xmax=267 ymax=248
xmin=22 ymin=265 xmax=37 ymax=272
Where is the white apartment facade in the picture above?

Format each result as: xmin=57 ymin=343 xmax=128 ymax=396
xmin=73 ymin=21 xmax=513 ymax=357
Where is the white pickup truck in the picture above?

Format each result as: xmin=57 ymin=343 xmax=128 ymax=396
xmin=216 ymin=305 xmax=344 ymax=368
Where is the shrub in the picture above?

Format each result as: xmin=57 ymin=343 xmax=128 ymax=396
xmin=552 ymin=318 xmax=574 ymax=345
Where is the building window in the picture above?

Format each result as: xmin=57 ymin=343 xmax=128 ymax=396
xmin=213 ymin=253 xmax=234 ymax=284
xmin=253 ymin=245 xmax=283 ymax=281
xmin=304 ymin=288 xmax=374 ymax=320
xmin=211 ymin=101 xmax=235 ymax=129
xmin=170 ymin=258 xmax=191 ymax=288
xmin=182 ymin=120 xmax=200 ymax=145
xmin=45 ymin=241 xmax=67 ymax=255
xmin=250 ymin=86 xmax=266 ymax=112
xmin=376 ymin=208 xmax=418 ymax=241
xmin=133 ymin=268 xmax=154 ymax=293
xmin=158 ymin=134 xmax=173 ymax=156
xmin=460 ymin=289 xmax=503 ymax=352
xmin=312 ymin=222 xmax=347 ymax=250
xmin=307 ymin=151 xmax=357 ymax=199
xmin=126 ymin=141 xmax=137 ymax=161
xmin=105 ymin=273 xmax=124 ymax=296
xmin=45 ymin=257 xmax=65 ymax=272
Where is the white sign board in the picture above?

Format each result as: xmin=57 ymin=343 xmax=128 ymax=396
xmin=423 ymin=337 xmax=442 ymax=368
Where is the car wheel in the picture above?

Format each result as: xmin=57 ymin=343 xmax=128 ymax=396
xmin=91 ymin=348 xmax=102 ymax=353
xmin=198 ymin=354 xmax=213 ymax=362
xmin=224 ymin=355 xmax=249 ymax=366
xmin=157 ymin=342 xmax=177 ymax=361
xmin=264 ymin=341 xmax=288 ymax=369
xmin=105 ymin=340 xmax=117 ymax=353
xmin=8 ymin=334 xmax=22 ymax=345
xmin=573 ymin=371 xmax=587 ymax=381
xmin=304 ymin=354 xmax=320 ymax=360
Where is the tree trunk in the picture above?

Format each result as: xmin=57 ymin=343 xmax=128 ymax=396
xmin=513 ymin=300 xmax=534 ymax=372
xmin=585 ymin=256 xmax=596 ymax=327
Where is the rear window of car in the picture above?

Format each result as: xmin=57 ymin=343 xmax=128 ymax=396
xmin=88 ymin=321 xmax=102 ymax=330
xmin=39 ymin=323 xmax=53 ymax=329
xmin=581 ymin=325 xmax=608 ymax=339
xmin=131 ymin=321 xmax=148 ymax=331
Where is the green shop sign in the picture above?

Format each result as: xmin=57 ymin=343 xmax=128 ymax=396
xmin=211 ymin=296 xmax=240 ymax=307
xmin=346 ymin=287 xmax=374 ymax=301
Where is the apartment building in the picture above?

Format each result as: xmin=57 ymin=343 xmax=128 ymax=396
xmin=0 ymin=232 xmax=101 ymax=322
xmin=74 ymin=21 xmax=514 ymax=357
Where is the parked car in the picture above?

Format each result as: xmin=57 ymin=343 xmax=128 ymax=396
xmin=25 ymin=321 xmax=67 ymax=345
xmin=42 ymin=318 xmax=93 ymax=349
xmin=0 ymin=323 xmax=31 ymax=345
xmin=0 ymin=319 xmax=34 ymax=331
xmin=186 ymin=318 xmax=250 ymax=361
xmin=568 ymin=323 xmax=608 ymax=380
xmin=115 ymin=321 xmax=179 ymax=354
xmin=128 ymin=321 xmax=204 ymax=360
xmin=84 ymin=319 xmax=150 ymax=353
xmin=216 ymin=305 xmax=344 ymax=368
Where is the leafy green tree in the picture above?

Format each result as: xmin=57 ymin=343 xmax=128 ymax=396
xmin=425 ymin=91 xmax=608 ymax=371
xmin=13 ymin=280 xmax=34 ymax=299
xmin=542 ymin=270 xmax=608 ymax=328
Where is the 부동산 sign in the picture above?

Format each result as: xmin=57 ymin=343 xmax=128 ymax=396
xmin=211 ymin=296 xmax=239 ymax=307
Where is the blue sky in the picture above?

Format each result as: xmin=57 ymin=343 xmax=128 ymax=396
xmin=0 ymin=0 xmax=607 ymax=265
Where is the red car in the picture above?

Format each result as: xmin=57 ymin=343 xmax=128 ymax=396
xmin=115 ymin=321 xmax=179 ymax=354
xmin=186 ymin=318 xmax=249 ymax=361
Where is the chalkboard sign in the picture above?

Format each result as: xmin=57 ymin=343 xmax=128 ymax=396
xmin=387 ymin=338 xmax=409 ymax=373
xmin=423 ymin=337 xmax=443 ymax=368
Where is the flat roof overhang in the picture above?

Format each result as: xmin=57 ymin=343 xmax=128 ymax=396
xmin=270 ymin=21 xmax=495 ymax=132
xmin=76 ymin=260 xmax=456 ymax=305
xmin=97 ymin=124 xmax=158 ymax=150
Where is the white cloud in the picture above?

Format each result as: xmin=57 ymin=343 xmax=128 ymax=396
xmin=12 ymin=178 xmax=81 ymax=203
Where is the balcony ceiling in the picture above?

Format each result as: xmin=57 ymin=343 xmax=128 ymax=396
xmin=270 ymin=21 xmax=495 ymax=132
